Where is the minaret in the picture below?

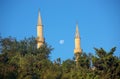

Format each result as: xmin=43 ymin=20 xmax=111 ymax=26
xmin=74 ymin=23 xmax=82 ymax=63
xmin=36 ymin=10 xmax=44 ymax=48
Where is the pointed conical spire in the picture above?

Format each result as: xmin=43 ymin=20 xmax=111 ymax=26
xmin=75 ymin=23 xmax=80 ymax=38
xmin=37 ymin=9 xmax=42 ymax=26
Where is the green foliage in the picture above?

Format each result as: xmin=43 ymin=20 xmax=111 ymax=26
xmin=92 ymin=47 xmax=120 ymax=79
xmin=0 ymin=36 xmax=120 ymax=79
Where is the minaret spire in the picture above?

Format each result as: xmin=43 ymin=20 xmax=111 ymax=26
xmin=74 ymin=23 xmax=82 ymax=67
xmin=74 ymin=23 xmax=82 ymax=53
xmin=36 ymin=9 xmax=44 ymax=48
xmin=37 ymin=9 xmax=42 ymax=26
xmin=75 ymin=23 xmax=80 ymax=38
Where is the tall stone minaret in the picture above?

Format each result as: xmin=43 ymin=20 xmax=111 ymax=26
xmin=74 ymin=23 xmax=82 ymax=63
xmin=36 ymin=10 xmax=44 ymax=48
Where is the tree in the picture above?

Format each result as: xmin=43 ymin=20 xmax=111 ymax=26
xmin=0 ymin=36 xmax=53 ymax=79
xmin=92 ymin=47 xmax=120 ymax=79
xmin=0 ymin=36 xmax=120 ymax=79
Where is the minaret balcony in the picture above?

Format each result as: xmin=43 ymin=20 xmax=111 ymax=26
xmin=74 ymin=48 xmax=82 ymax=54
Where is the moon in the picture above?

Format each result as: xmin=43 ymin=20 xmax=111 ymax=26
xmin=59 ymin=40 xmax=64 ymax=44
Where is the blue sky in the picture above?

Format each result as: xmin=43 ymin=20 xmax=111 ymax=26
xmin=0 ymin=0 xmax=120 ymax=61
